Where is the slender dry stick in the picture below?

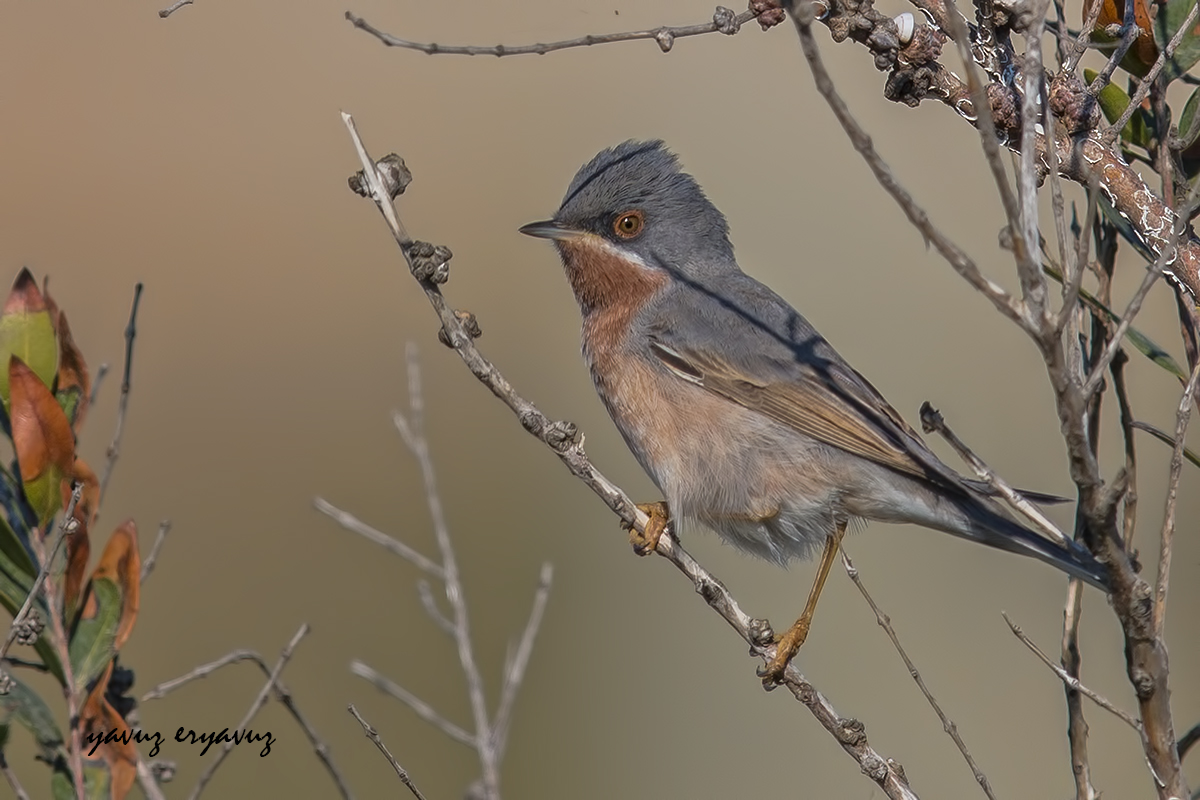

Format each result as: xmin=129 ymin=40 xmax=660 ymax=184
xmin=158 ymin=0 xmax=193 ymax=18
xmin=350 ymin=660 xmax=475 ymax=748
xmin=342 ymin=113 xmax=918 ymax=800
xmin=397 ymin=346 xmax=500 ymax=799
xmin=1179 ymin=722 xmax=1200 ymax=760
xmin=187 ymin=624 xmax=309 ymax=800
xmin=313 ymin=497 xmax=445 ymax=578
xmin=98 ymin=282 xmax=143 ymax=507
xmin=143 ymin=646 xmax=352 ymax=799
xmin=1111 ymin=352 xmax=1139 ymax=550
xmin=1153 ymin=358 xmax=1200 ymax=638
xmin=1004 ymin=612 xmax=1141 ymax=730
xmin=135 ymin=757 xmax=168 ymax=800
xmin=783 ymin=3 xmax=1029 ymax=330
xmin=1066 ymin=0 xmax=1109 ymax=71
xmin=491 ymin=562 xmax=553 ymax=758
xmin=416 ymin=579 xmax=455 ymax=634
xmin=919 ymin=403 xmax=1068 ymax=544
xmin=346 ymin=7 xmax=758 ymax=56
xmin=139 ymin=519 xmax=172 ymax=583
xmin=0 ymin=751 xmax=32 ymax=800
xmin=348 ymin=704 xmax=429 ymax=800
xmin=1104 ymin=1 xmax=1200 ymax=143
xmin=88 ymin=363 xmax=109 ymax=407
xmin=841 ymin=549 xmax=997 ymax=800
xmin=1081 ymin=264 xmax=1164 ymax=397
xmin=1056 ymin=180 xmax=1101 ymax=335
xmin=1018 ymin=0 xmax=1053 ymax=329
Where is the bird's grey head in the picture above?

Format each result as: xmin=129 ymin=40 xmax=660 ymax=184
xmin=520 ymin=140 xmax=735 ymax=271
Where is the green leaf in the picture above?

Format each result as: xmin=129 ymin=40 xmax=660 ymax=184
xmin=0 ymin=672 xmax=66 ymax=764
xmin=0 ymin=269 xmax=57 ymax=409
xmin=69 ymin=577 xmax=121 ymax=694
xmin=1134 ymin=420 xmax=1200 ymax=468
xmin=1099 ymin=196 xmax=1159 ymax=262
xmin=0 ymin=513 xmax=66 ymax=684
xmin=1179 ymin=86 xmax=1200 ymax=151
xmin=1042 ymin=263 xmax=1189 ymax=380
xmin=1082 ymin=70 xmax=1154 ymax=148
xmin=1154 ymin=0 xmax=1200 ymax=82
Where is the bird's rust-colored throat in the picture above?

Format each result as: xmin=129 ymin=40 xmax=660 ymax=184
xmin=558 ymin=234 xmax=667 ymax=318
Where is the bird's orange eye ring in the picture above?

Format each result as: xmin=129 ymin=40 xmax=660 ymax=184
xmin=613 ymin=210 xmax=645 ymax=239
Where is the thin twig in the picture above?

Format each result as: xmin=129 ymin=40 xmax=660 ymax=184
xmin=1066 ymin=0 xmax=1109 ymax=70
xmin=158 ymin=0 xmax=193 ymax=18
xmin=919 ymin=403 xmax=1068 ymax=544
xmin=1112 ymin=352 xmax=1139 ymax=550
xmin=1018 ymin=0 xmax=1054 ymax=329
xmin=1060 ymin=577 xmax=1094 ymax=800
xmin=1005 ymin=612 xmax=1142 ymax=730
xmin=491 ymin=562 xmax=553 ymax=758
xmin=841 ymin=549 xmax=997 ymax=800
xmin=1153 ymin=358 xmax=1200 ymax=638
xmin=1179 ymin=722 xmax=1200 ymax=760
xmin=397 ymin=345 xmax=500 ymax=799
xmin=350 ymin=660 xmax=475 ymax=748
xmin=1081 ymin=264 xmax=1164 ymax=397
xmin=0 ymin=751 xmax=32 ymax=800
xmin=143 ymin=647 xmax=352 ymax=799
xmin=416 ymin=580 xmax=455 ymax=635
xmin=99 ymin=282 xmax=144 ymax=506
xmin=345 ymin=7 xmax=758 ymax=56
xmin=1086 ymin=0 xmax=1141 ymax=94
xmin=347 ymin=704 xmax=429 ymax=800
xmin=140 ymin=519 xmax=173 ymax=583
xmin=88 ymin=363 xmax=109 ymax=407
xmin=313 ymin=497 xmax=444 ymax=578
xmin=342 ymin=112 xmax=918 ymax=800
xmin=187 ymin=624 xmax=309 ymax=800
xmin=1104 ymin=1 xmax=1200 ymax=144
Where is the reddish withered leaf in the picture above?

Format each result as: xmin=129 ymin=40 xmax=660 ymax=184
xmin=89 ymin=520 xmax=140 ymax=651
xmin=9 ymin=356 xmax=75 ymax=526
xmin=80 ymin=660 xmax=137 ymax=800
xmin=43 ymin=280 xmax=91 ymax=431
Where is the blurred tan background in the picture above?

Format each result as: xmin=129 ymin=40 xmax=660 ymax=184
xmin=0 ymin=0 xmax=1196 ymax=797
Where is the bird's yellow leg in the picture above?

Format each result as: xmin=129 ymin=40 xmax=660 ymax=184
xmin=626 ymin=501 xmax=670 ymax=556
xmin=759 ymin=519 xmax=847 ymax=686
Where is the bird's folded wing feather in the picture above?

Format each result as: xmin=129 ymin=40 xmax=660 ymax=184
xmin=648 ymin=337 xmax=955 ymax=486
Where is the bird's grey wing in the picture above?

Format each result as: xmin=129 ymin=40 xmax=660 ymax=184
xmin=644 ymin=279 xmax=970 ymax=491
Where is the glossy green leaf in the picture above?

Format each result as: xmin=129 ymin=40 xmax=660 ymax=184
xmin=1083 ymin=69 xmax=1153 ymax=148
xmin=1042 ymin=263 xmax=1189 ymax=380
xmin=69 ymin=577 xmax=121 ymax=694
xmin=1154 ymin=0 xmax=1200 ymax=81
xmin=0 ymin=269 xmax=57 ymax=408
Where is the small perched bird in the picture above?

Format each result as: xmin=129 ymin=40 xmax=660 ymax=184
xmin=520 ymin=140 xmax=1109 ymax=683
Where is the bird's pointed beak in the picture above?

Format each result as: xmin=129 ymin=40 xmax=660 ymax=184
xmin=519 ymin=219 xmax=584 ymax=242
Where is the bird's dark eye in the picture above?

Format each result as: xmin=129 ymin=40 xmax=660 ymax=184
xmin=613 ymin=210 xmax=645 ymax=239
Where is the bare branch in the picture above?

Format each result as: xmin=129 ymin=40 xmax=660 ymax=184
xmin=345 ymin=7 xmax=758 ymax=57
xmin=0 ymin=750 xmax=32 ymax=800
xmin=841 ymin=549 xmax=996 ymax=800
xmin=158 ymin=0 xmax=193 ymax=18
xmin=1060 ymin=578 xmax=1095 ymax=800
xmin=187 ymin=624 xmax=309 ymax=800
xmin=347 ymin=704 xmax=428 ymax=800
xmin=313 ymin=497 xmax=445 ymax=578
xmin=99 ymin=282 xmax=144 ymax=507
xmin=140 ymin=519 xmax=173 ymax=583
xmin=491 ymin=562 xmax=553 ymax=758
xmin=135 ymin=757 xmax=168 ymax=800
xmin=350 ymin=660 xmax=475 ymax=749
xmin=1005 ymin=612 xmax=1142 ymax=730
xmin=919 ymin=403 xmax=1068 ymax=544
xmin=143 ymin=647 xmax=352 ymax=799
xmin=1081 ymin=265 xmax=1163 ymax=397
xmin=416 ymin=580 xmax=455 ymax=635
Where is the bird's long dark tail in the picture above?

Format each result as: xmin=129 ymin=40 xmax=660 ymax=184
xmin=955 ymin=498 xmax=1109 ymax=591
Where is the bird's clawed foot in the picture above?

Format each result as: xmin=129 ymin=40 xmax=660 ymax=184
xmin=625 ymin=501 xmax=670 ymax=556
xmin=756 ymin=617 xmax=813 ymax=688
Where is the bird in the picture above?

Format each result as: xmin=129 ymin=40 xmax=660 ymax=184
xmin=519 ymin=139 xmax=1109 ymax=684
